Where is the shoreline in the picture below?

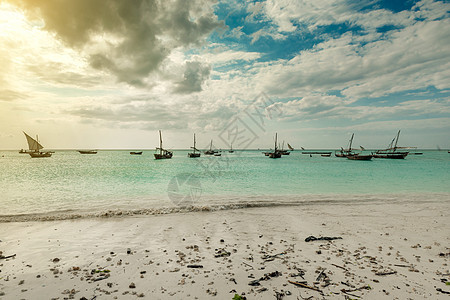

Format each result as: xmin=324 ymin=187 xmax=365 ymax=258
xmin=1 ymin=198 xmax=449 ymax=299
xmin=1 ymin=192 xmax=449 ymax=223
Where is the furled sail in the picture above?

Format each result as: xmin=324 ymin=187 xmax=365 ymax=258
xmin=23 ymin=131 xmax=43 ymax=151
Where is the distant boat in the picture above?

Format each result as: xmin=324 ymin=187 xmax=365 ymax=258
xmin=19 ymin=149 xmax=29 ymax=154
xmin=204 ymin=140 xmax=217 ymax=155
xmin=154 ymin=130 xmax=173 ymax=159
xmin=228 ymin=143 xmax=234 ymax=153
xmin=268 ymin=133 xmax=281 ymax=159
xmin=78 ymin=150 xmax=97 ymax=154
xmin=130 ymin=151 xmax=143 ymax=155
xmin=23 ymin=131 xmax=53 ymax=158
xmin=188 ymin=134 xmax=201 ymax=158
xmin=321 ymin=153 xmax=331 ymax=157
xmin=335 ymin=133 xmax=355 ymax=157
xmin=372 ymin=130 xmax=410 ymax=159
xmin=279 ymin=141 xmax=290 ymax=155
xmin=412 ymin=152 xmax=423 ymax=155
xmin=214 ymin=153 xmax=222 ymax=156
xmin=347 ymin=153 xmax=373 ymax=161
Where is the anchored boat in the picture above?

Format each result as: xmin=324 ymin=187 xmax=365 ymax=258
xmin=188 ymin=134 xmax=201 ymax=158
xmin=154 ymin=130 xmax=173 ymax=159
xmin=372 ymin=130 xmax=410 ymax=159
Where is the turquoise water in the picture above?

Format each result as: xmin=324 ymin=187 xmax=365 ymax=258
xmin=0 ymin=150 xmax=449 ymax=219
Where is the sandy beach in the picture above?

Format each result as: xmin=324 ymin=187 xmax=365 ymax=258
xmin=1 ymin=197 xmax=449 ymax=299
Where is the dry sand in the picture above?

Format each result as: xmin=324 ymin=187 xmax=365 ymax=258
xmin=0 ymin=197 xmax=449 ymax=299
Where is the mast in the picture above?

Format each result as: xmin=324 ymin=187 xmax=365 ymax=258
xmin=393 ymin=130 xmax=400 ymax=150
xmin=210 ymin=140 xmax=212 ymax=151
xmin=193 ymin=134 xmax=196 ymax=154
xmin=159 ymin=130 xmax=162 ymax=155
xmin=274 ymin=133 xmax=278 ymax=152
xmin=348 ymin=133 xmax=354 ymax=151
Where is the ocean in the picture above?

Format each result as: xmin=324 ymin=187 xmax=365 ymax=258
xmin=0 ymin=150 xmax=449 ymax=221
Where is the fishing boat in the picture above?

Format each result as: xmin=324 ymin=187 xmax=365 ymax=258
xmin=78 ymin=150 xmax=97 ymax=154
xmin=228 ymin=143 xmax=234 ymax=153
xmin=335 ymin=133 xmax=355 ymax=157
xmin=23 ymin=131 xmax=53 ymax=158
xmin=347 ymin=153 xmax=373 ymax=161
xmin=188 ymin=134 xmax=201 ymax=158
xmin=154 ymin=130 xmax=173 ymax=159
xmin=279 ymin=141 xmax=290 ymax=155
xmin=204 ymin=140 xmax=217 ymax=155
xmin=19 ymin=149 xmax=29 ymax=154
xmin=130 ymin=151 xmax=143 ymax=155
xmin=214 ymin=152 xmax=222 ymax=156
xmin=268 ymin=133 xmax=281 ymax=159
xmin=372 ymin=130 xmax=410 ymax=159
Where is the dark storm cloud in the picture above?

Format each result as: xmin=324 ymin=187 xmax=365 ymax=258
xmin=14 ymin=0 xmax=222 ymax=88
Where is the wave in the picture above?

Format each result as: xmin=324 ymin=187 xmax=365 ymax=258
xmin=1 ymin=192 xmax=449 ymax=223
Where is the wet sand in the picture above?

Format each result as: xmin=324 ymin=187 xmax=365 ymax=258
xmin=0 ymin=198 xmax=449 ymax=299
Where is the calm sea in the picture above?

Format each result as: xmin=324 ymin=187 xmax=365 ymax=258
xmin=0 ymin=150 xmax=449 ymax=221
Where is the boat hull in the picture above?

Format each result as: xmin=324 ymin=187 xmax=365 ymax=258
xmin=268 ymin=152 xmax=281 ymax=158
xmin=78 ymin=151 xmax=97 ymax=154
xmin=372 ymin=152 xmax=408 ymax=159
xmin=154 ymin=153 xmax=172 ymax=159
xmin=347 ymin=154 xmax=373 ymax=160
xmin=130 ymin=152 xmax=143 ymax=155
xmin=188 ymin=153 xmax=200 ymax=158
xmin=29 ymin=152 xmax=52 ymax=158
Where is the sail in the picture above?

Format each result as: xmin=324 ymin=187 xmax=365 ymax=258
xmin=360 ymin=146 xmax=365 ymax=151
xmin=287 ymin=143 xmax=294 ymax=151
xmin=23 ymin=131 xmax=43 ymax=151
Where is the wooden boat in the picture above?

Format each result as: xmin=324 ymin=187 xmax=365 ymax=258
xmin=279 ymin=141 xmax=290 ymax=155
xmin=372 ymin=130 xmax=410 ymax=159
xmin=154 ymin=130 xmax=173 ymax=159
xmin=188 ymin=134 xmax=201 ymax=158
xmin=204 ymin=140 xmax=217 ymax=155
xmin=130 ymin=151 xmax=143 ymax=155
xmin=78 ymin=150 xmax=97 ymax=154
xmin=214 ymin=153 xmax=222 ymax=156
xmin=347 ymin=153 xmax=373 ymax=160
xmin=23 ymin=131 xmax=53 ymax=158
xmin=228 ymin=143 xmax=234 ymax=153
xmin=268 ymin=133 xmax=281 ymax=159
xmin=19 ymin=149 xmax=29 ymax=154
xmin=412 ymin=152 xmax=423 ymax=155
xmin=335 ymin=133 xmax=355 ymax=157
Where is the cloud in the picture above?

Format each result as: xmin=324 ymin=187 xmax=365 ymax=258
xmin=275 ymin=94 xmax=450 ymax=122
xmin=244 ymin=13 xmax=450 ymax=101
xmin=174 ymin=60 xmax=211 ymax=94
xmin=12 ymin=0 xmax=222 ymax=88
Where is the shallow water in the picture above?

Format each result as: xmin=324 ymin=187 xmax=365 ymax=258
xmin=0 ymin=149 xmax=449 ymax=220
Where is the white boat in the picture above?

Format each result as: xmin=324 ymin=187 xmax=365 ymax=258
xmin=23 ymin=131 xmax=53 ymax=158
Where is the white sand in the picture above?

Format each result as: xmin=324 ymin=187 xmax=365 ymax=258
xmin=0 ymin=197 xmax=449 ymax=299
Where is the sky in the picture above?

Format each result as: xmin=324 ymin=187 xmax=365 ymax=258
xmin=0 ymin=0 xmax=449 ymax=150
